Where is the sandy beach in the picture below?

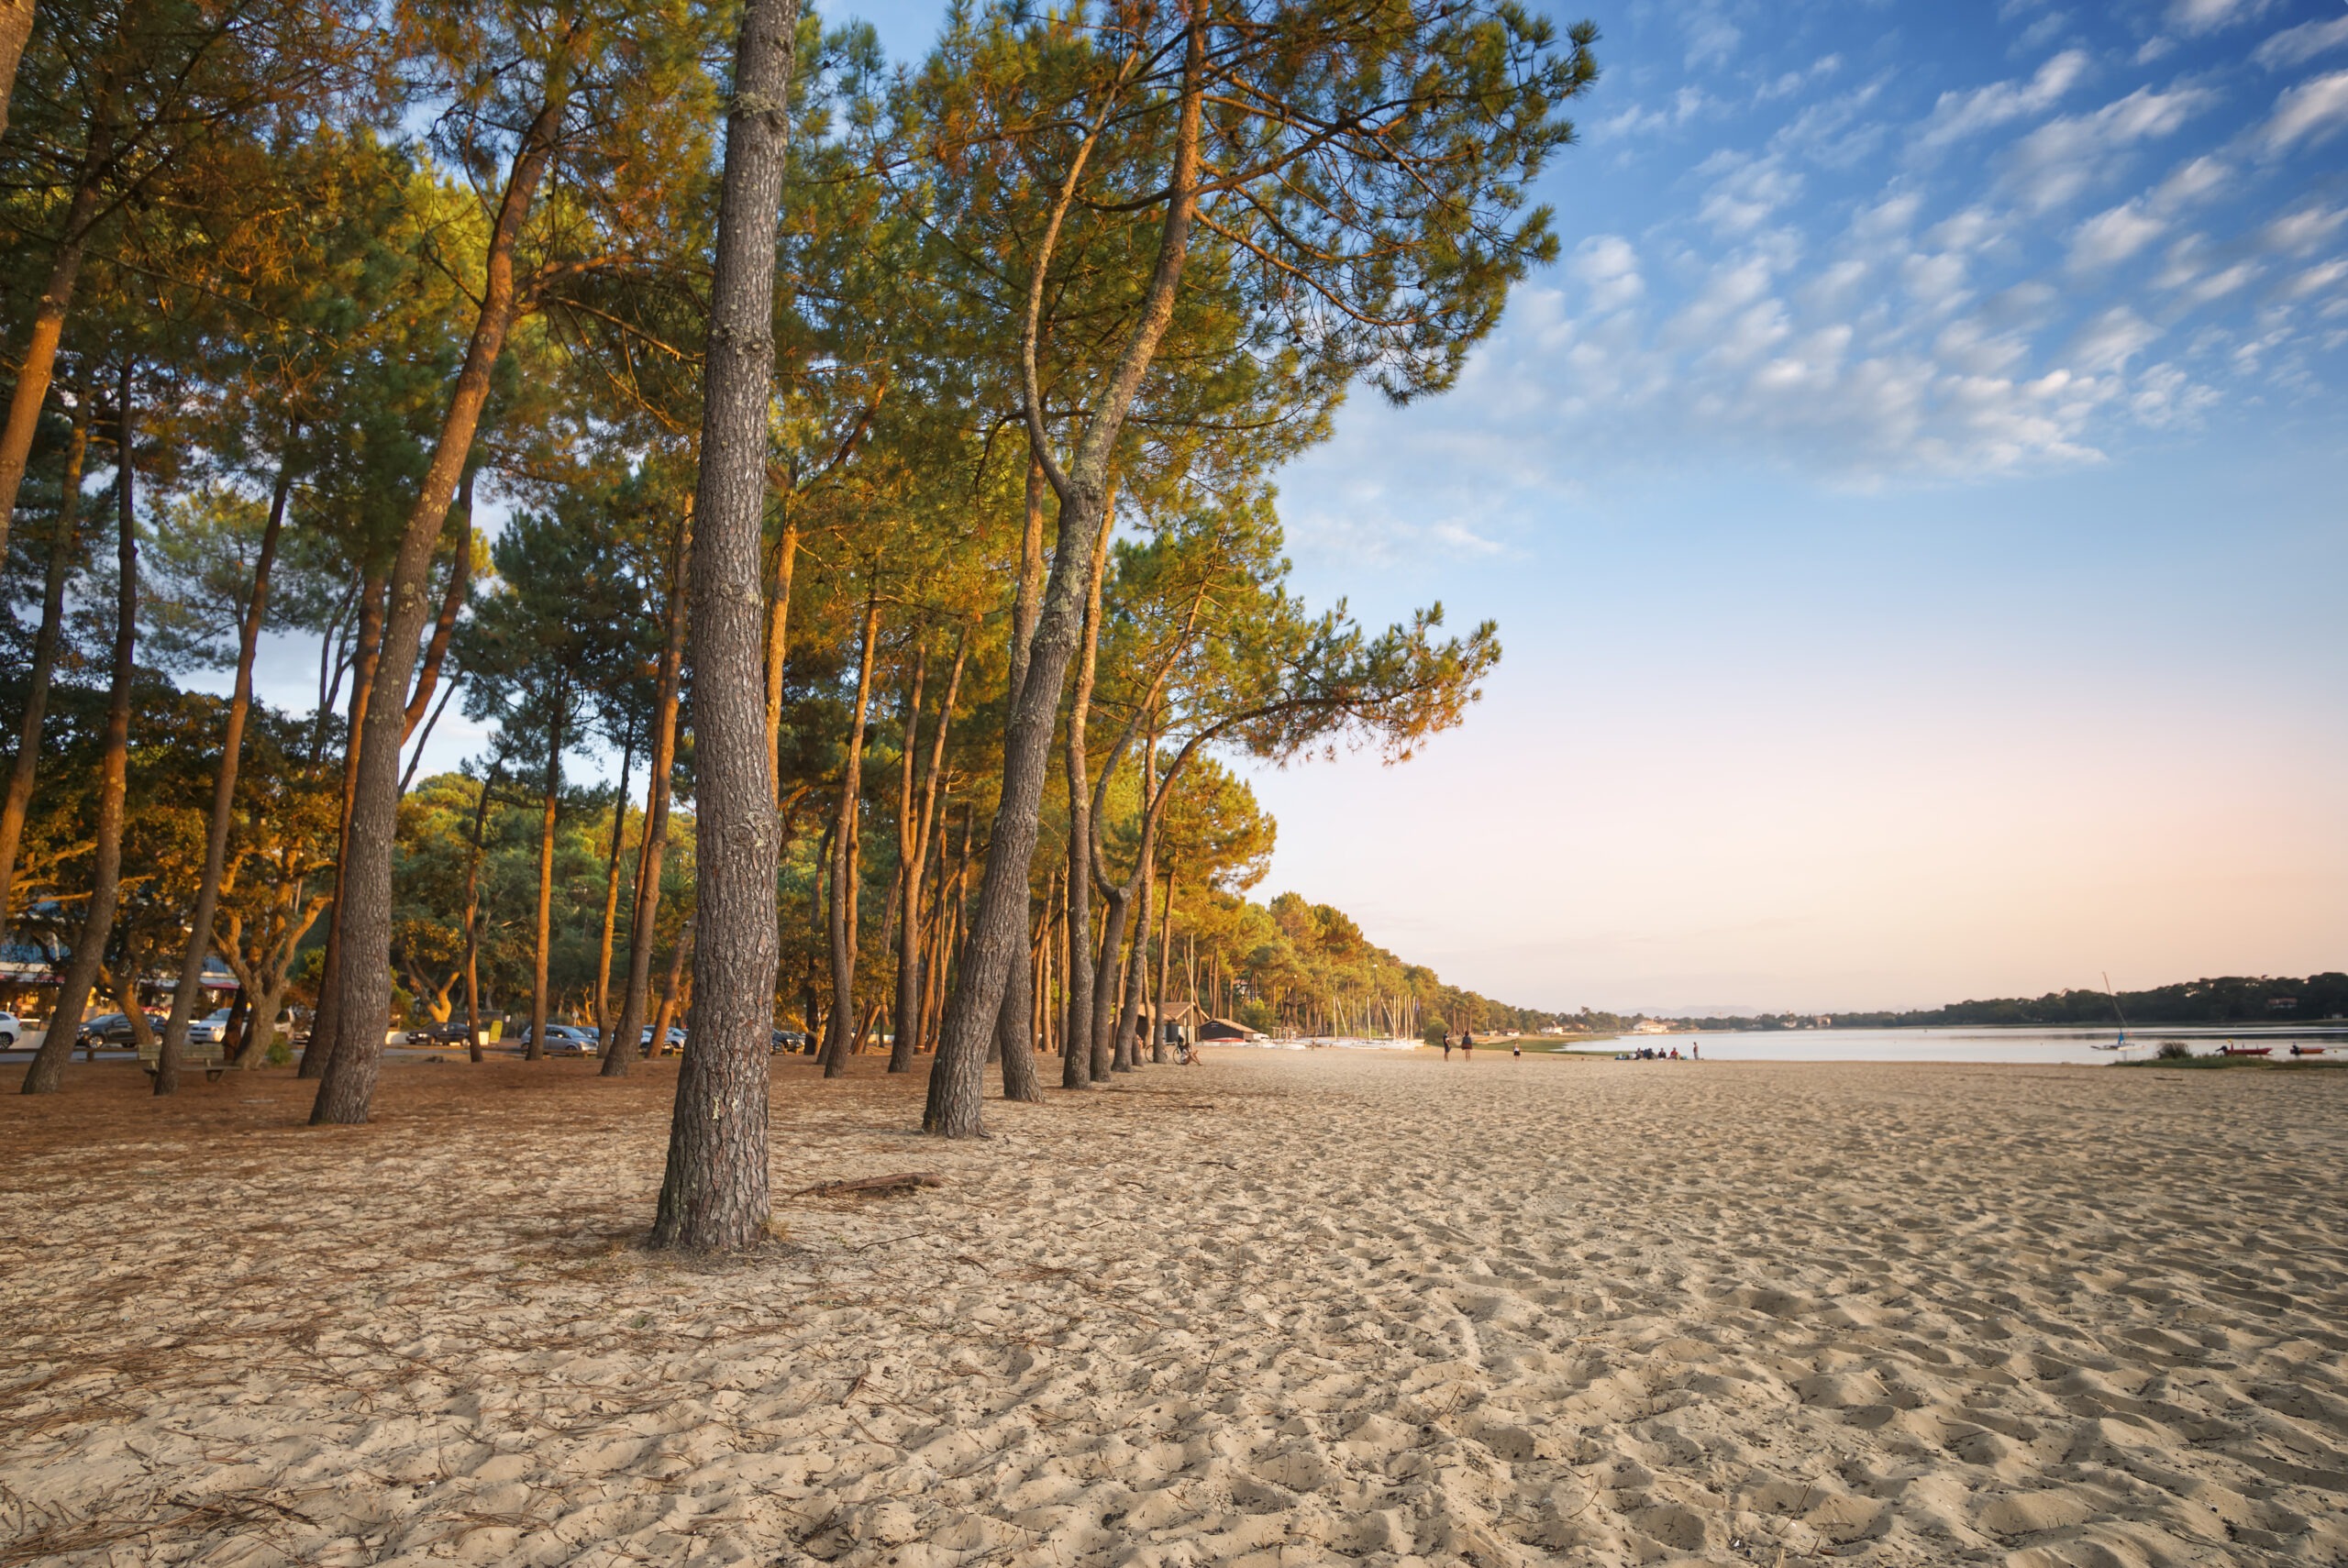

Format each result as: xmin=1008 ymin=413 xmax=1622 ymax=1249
xmin=2 ymin=1050 xmax=2342 ymax=1567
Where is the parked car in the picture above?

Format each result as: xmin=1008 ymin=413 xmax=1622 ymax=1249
xmin=75 ymin=1011 xmax=167 ymax=1047
xmin=0 ymin=1011 xmax=19 ymax=1047
xmin=639 ymin=1025 xmax=687 ymax=1053
xmin=189 ymin=1008 xmax=235 ymax=1045
xmin=513 ymin=1023 xmax=597 ymax=1057
xmin=771 ymin=1029 xmax=812 ymax=1053
xmin=405 ymin=1020 xmax=479 ymax=1045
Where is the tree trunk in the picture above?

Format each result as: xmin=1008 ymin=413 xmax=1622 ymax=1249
xmin=1152 ymin=869 xmax=1174 ymax=1063
xmin=921 ymin=11 xmax=1203 ymax=1137
xmin=311 ymin=71 xmax=572 ymax=1127
xmin=0 ymin=69 xmax=114 ymax=563
xmin=0 ymin=374 xmax=89 ymax=933
xmin=763 ymin=513 xmax=796 ymax=808
xmin=401 ymin=470 xmax=472 ymax=745
xmin=986 ymin=449 xmax=1051 ymax=1095
xmin=21 ymin=364 xmax=136 ymax=1095
xmin=593 ymin=724 xmax=634 ymax=1048
xmin=822 ymin=598 xmax=880 ymax=1078
xmin=650 ymin=0 xmax=796 ymax=1249
xmin=1060 ymin=509 xmax=1113 ymax=1088
xmin=156 ymin=450 xmax=292 ymax=1094
xmin=1114 ymin=824 xmax=1154 ymax=1073
xmin=527 ymin=698 xmax=565 ymax=1061
xmin=890 ymin=628 xmax=967 ymax=1072
xmin=648 ymin=914 xmax=694 ymax=1061
xmin=299 ymin=570 xmax=384 ymax=1079
xmin=461 ymin=758 xmax=500 ymax=1064
xmin=609 ymin=504 xmax=688 ymax=1075
xmin=885 ymin=638 xmax=925 ymax=1071
xmin=0 ymin=0 xmax=36 ymax=145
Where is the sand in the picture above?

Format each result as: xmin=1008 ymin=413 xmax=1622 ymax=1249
xmin=2 ymin=1049 xmax=2343 ymax=1568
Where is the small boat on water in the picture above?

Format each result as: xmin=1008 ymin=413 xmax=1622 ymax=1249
xmin=2221 ymin=1044 xmax=2272 ymax=1057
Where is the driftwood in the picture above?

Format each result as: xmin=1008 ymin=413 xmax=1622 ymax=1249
xmin=794 ymin=1171 xmax=946 ymax=1198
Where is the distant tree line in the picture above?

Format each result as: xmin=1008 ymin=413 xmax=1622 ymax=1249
xmin=1653 ymin=974 xmax=2348 ymax=1032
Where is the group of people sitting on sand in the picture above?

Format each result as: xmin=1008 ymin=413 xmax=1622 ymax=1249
xmin=1617 ymin=1043 xmax=1697 ymax=1061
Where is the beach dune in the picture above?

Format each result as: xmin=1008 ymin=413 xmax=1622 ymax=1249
xmin=2 ymin=1051 xmax=2342 ymax=1566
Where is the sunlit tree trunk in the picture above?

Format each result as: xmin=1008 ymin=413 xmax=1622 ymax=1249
xmin=763 ymin=513 xmax=796 ymax=808
xmin=0 ymin=54 xmax=117 ymax=563
xmin=1059 ymin=513 xmax=1112 ymax=1088
xmin=990 ymin=452 xmax=1048 ymax=1100
xmin=311 ymin=69 xmax=571 ymax=1125
xmin=300 ymin=570 xmax=383 ymax=1079
xmin=156 ymin=451 xmax=292 ymax=1094
xmin=609 ymin=506 xmax=687 ymax=1076
xmin=0 ymin=376 xmax=89 ymax=933
xmin=21 ymin=366 xmax=136 ymax=1095
xmin=461 ymin=759 xmax=500 ymax=1064
xmin=1152 ymin=869 xmax=1175 ymax=1064
xmin=526 ymin=697 xmax=566 ymax=1062
xmin=593 ymin=724 xmax=634 ymax=1048
xmin=924 ymin=16 xmax=1204 ymax=1134
xmin=822 ymin=599 xmax=880 ymax=1077
xmin=0 ymin=0 xmax=36 ymax=144
xmin=651 ymin=0 xmax=795 ymax=1248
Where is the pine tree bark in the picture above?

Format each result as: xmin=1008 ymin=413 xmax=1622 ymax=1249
xmin=0 ymin=0 xmax=36 ymax=145
xmin=821 ymin=599 xmax=880 ymax=1077
xmin=1059 ymin=514 xmax=1113 ymax=1088
xmin=609 ymin=508 xmax=689 ymax=1077
xmin=763 ymin=513 xmax=796 ymax=807
xmin=593 ymin=725 xmax=634 ymax=1049
xmin=1152 ymin=869 xmax=1174 ymax=1063
xmin=885 ymin=639 xmax=925 ymax=1069
xmin=0 ymin=377 xmax=89 ymax=934
xmin=923 ymin=14 xmax=1203 ymax=1135
xmin=988 ymin=451 xmax=1049 ymax=1099
xmin=649 ymin=0 xmax=795 ymax=1249
xmin=526 ymin=699 xmax=565 ymax=1061
xmin=648 ymin=914 xmax=693 ymax=1061
xmin=156 ymin=452 xmax=292 ymax=1094
xmin=461 ymin=758 xmax=499 ymax=1063
xmin=299 ymin=569 xmax=383 ymax=1079
xmin=0 ymin=56 xmax=116 ymax=563
xmin=891 ymin=628 xmax=966 ymax=1072
xmin=310 ymin=72 xmax=571 ymax=1126
xmin=21 ymin=366 xmax=136 ymax=1094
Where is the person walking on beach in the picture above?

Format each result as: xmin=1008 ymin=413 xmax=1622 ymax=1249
xmin=1462 ymin=1031 xmax=1475 ymax=1060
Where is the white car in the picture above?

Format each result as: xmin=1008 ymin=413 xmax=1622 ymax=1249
xmin=0 ymin=1011 xmax=19 ymax=1047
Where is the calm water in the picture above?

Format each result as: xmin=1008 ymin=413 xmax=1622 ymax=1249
xmin=1584 ymin=1025 xmax=2347 ymax=1066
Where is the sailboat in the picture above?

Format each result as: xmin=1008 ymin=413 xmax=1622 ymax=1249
xmin=2089 ymin=972 xmax=2130 ymax=1050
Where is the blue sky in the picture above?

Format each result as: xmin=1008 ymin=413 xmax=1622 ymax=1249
xmin=350 ymin=0 xmax=2346 ymax=1014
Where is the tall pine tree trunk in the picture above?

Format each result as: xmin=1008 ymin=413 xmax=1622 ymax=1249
xmin=311 ymin=72 xmax=572 ymax=1126
xmin=763 ymin=513 xmax=796 ymax=807
xmin=1060 ymin=514 xmax=1113 ymax=1088
xmin=923 ymin=14 xmax=1203 ymax=1135
xmin=21 ymin=365 xmax=136 ymax=1094
xmin=821 ymin=600 xmax=880 ymax=1078
xmin=299 ymin=570 xmax=384 ymax=1079
xmin=0 ymin=374 xmax=89 ymax=933
xmin=0 ymin=0 xmax=37 ymax=144
xmin=156 ymin=451 xmax=292 ymax=1094
xmin=526 ymin=699 xmax=565 ymax=1061
xmin=1152 ymin=869 xmax=1174 ymax=1064
xmin=650 ymin=0 xmax=796 ymax=1249
xmin=461 ymin=758 xmax=499 ymax=1064
xmin=593 ymin=725 xmax=634 ymax=1049
xmin=609 ymin=507 xmax=688 ymax=1077
xmin=890 ymin=629 xmax=966 ymax=1072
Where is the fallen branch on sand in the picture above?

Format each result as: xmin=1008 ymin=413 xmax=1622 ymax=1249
xmin=795 ymin=1172 xmax=946 ymax=1198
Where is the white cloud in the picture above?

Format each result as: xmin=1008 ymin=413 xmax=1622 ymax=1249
xmin=1600 ymin=86 xmax=1711 ymax=140
xmin=2262 ymin=69 xmax=2348 ymax=152
xmin=2276 ymin=259 xmax=2348 ymax=301
xmin=1699 ymin=157 xmax=1805 ymax=235
xmin=1683 ymin=1 xmax=1741 ymax=70
xmin=2002 ymin=85 xmax=2214 ymax=210
xmin=2253 ymin=14 xmax=2348 ymax=69
xmin=1919 ymin=50 xmax=2091 ymax=149
xmin=2070 ymin=202 xmax=2169 ymax=269
xmin=2257 ymin=204 xmax=2347 ymax=256
xmin=2166 ymin=0 xmax=2284 ymax=35
xmin=2068 ymin=306 xmax=2163 ymax=371
xmin=1569 ymin=236 xmax=1645 ymax=313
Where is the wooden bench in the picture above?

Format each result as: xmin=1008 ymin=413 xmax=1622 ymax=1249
xmin=137 ymin=1035 xmax=229 ymax=1082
